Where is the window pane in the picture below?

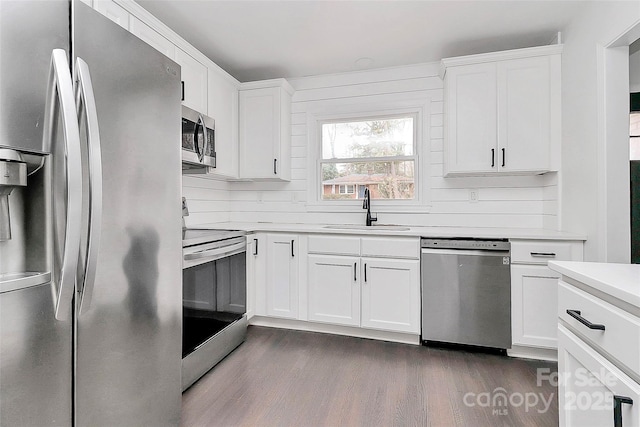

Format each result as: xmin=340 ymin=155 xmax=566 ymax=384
xmin=322 ymin=117 xmax=414 ymax=159
xmin=321 ymin=161 xmax=415 ymax=200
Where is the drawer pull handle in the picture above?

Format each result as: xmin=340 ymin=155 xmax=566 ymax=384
xmin=530 ymin=252 xmax=557 ymax=258
xmin=566 ymin=309 xmax=605 ymax=330
xmin=614 ymin=395 xmax=633 ymax=427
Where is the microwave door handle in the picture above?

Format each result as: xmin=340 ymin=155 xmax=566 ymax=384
xmin=74 ymin=57 xmax=103 ymax=316
xmin=184 ymin=242 xmax=246 ymax=262
xmin=44 ymin=50 xmax=83 ymax=321
xmin=193 ymin=114 xmax=206 ymax=162
xmin=199 ymin=113 xmax=209 ymax=162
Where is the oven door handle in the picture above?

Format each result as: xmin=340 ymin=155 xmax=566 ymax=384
xmin=184 ymin=242 xmax=246 ymax=262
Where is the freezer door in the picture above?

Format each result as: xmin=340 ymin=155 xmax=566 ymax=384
xmin=0 ymin=283 xmax=73 ymax=426
xmin=73 ymin=3 xmax=182 ymax=426
xmin=0 ymin=0 xmax=69 ymax=154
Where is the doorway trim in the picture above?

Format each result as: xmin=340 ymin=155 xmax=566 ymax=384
xmin=596 ymin=19 xmax=640 ymax=262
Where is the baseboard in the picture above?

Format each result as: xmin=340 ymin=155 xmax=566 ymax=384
xmin=249 ymin=316 xmax=421 ymax=345
xmin=508 ymin=345 xmax=558 ymax=361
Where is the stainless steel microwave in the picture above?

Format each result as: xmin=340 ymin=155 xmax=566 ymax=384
xmin=182 ymin=105 xmax=215 ymax=169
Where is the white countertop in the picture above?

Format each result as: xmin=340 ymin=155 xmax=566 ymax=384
xmin=549 ymin=261 xmax=640 ymax=309
xmin=190 ymin=221 xmax=586 ymax=241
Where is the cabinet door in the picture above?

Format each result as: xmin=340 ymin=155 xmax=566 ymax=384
xmin=239 ymin=87 xmax=280 ymax=179
xmin=175 ymin=49 xmax=207 ymax=113
xmin=251 ymin=234 xmax=267 ymax=316
xmin=361 ymin=258 xmax=420 ymax=333
xmin=245 ymin=235 xmax=259 ymax=319
xmin=307 ymin=255 xmax=360 ymax=327
xmin=511 ymin=265 xmax=559 ymax=348
xmin=129 ymin=16 xmax=175 ymax=59
xmin=93 ymin=0 xmax=129 ymax=29
xmin=265 ymin=234 xmax=298 ymax=319
xmin=498 ymin=56 xmax=550 ymax=173
xmin=207 ymin=69 xmax=239 ymax=178
xmin=559 ymin=326 xmax=640 ymax=427
xmin=445 ymin=63 xmax=497 ymax=175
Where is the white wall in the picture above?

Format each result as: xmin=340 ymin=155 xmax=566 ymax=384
xmin=560 ymin=2 xmax=640 ymax=262
xmin=182 ymin=175 xmax=230 ymax=226
xmin=224 ymin=63 xmax=558 ymax=229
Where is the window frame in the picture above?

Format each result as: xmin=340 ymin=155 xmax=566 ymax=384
xmin=305 ymin=97 xmax=432 ymax=213
xmin=318 ymin=112 xmax=419 ymax=205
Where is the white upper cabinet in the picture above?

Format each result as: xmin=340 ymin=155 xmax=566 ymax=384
xmin=93 ymin=0 xmax=129 ymax=29
xmin=175 ymin=48 xmax=208 ymax=114
xmin=207 ymin=68 xmax=239 ymax=178
xmin=442 ymin=45 xmax=562 ymax=176
xmin=444 ymin=63 xmax=497 ymax=174
xmin=128 ymin=16 xmax=175 ymax=59
xmin=498 ymin=56 xmax=552 ymax=173
xmin=238 ymin=80 xmax=293 ymax=181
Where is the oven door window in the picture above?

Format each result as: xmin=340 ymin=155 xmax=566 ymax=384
xmin=182 ymin=252 xmax=246 ymax=357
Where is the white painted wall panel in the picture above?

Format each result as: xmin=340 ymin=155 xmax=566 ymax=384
xmin=186 ymin=63 xmax=559 ymax=229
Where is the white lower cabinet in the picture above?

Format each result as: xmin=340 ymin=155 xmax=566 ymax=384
xmin=509 ymin=239 xmax=583 ymax=355
xmin=250 ymin=233 xmax=421 ymax=338
xmin=360 ymin=258 xmax=420 ymax=333
xmin=265 ymin=234 xmax=299 ymax=319
xmin=307 ymin=255 xmax=360 ymax=326
xmin=511 ymin=265 xmax=559 ymax=348
xmin=306 ymin=236 xmax=421 ymax=334
xmin=559 ymin=325 xmax=640 ymax=427
xmin=245 ymin=235 xmax=262 ymax=319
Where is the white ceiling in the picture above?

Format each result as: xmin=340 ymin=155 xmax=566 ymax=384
xmin=137 ymin=0 xmax=588 ymax=82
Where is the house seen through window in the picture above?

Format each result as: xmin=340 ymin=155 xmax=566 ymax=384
xmin=320 ymin=115 xmax=416 ymax=201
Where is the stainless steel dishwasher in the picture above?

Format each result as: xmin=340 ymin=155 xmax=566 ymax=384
xmin=421 ymin=238 xmax=511 ymax=350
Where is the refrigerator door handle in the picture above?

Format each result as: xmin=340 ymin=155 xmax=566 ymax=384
xmin=74 ymin=57 xmax=103 ymax=316
xmin=44 ymin=49 xmax=83 ymax=321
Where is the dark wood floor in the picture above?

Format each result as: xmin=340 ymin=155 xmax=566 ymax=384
xmin=181 ymin=326 xmax=558 ymax=427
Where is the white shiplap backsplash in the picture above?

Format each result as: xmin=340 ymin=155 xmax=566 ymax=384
xmin=183 ymin=62 xmax=559 ymax=230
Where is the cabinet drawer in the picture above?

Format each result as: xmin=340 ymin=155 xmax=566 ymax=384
xmin=559 ymin=281 xmax=640 ymax=375
xmin=308 ymin=235 xmax=360 ymax=256
xmin=559 ymin=325 xmax=640 ymax=427
xmin=511 ymin=240 xmax=581 ymax=264
xmin=361 ymin=237 xmax=419 ymax=259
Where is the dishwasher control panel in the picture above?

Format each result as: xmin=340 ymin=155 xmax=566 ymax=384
xmin=421 ymin=238 xmax=510 ymax=251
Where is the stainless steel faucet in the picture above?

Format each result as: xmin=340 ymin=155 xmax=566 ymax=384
xmin=362 ymin=188 xmax=377 ymax=226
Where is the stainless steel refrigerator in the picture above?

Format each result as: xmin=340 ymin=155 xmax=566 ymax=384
xmin=0 ymin=1 xmax=183 ymax=425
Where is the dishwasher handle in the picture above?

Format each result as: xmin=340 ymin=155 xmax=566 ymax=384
xmin=421 ymin=248 xmax=510 ymax=257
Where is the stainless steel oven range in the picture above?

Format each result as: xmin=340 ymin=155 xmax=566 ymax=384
xmin=182 ymin=229 xmax=247 ymax=391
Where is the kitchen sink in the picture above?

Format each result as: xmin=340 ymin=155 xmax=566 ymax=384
xmin=323 ymin=224 xmax=411 ymax=231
